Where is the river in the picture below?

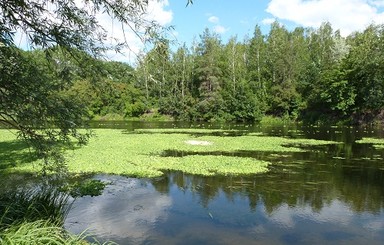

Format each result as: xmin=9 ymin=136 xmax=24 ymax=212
xmin=62 ymin=121 xmax=384 ymax=244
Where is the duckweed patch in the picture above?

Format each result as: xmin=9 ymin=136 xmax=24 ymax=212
xmin=1 ymin=129 xmax=339 ymax=177
xmin=356 ymin=137 xmax=384 ymax=149
xmin=60 ymin=179 xmax=108 ymax=197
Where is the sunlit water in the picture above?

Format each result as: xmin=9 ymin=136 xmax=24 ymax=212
xmin=63 ymin=122 xmax=384 ymax=244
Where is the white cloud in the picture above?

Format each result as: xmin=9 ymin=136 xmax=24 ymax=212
xmin=102 ymin=0 xmax=173 ymax=63
xmin=262 ymin=18 xmax=276 ymax=25
xmin=213 ymin=25 xmax=229 ymax=34
xmin=14 ymin=0 xmax=173 ymax=64
xmin=146 ymin=0 xmax=173 ymax=26
xmin=206 ymin=15 xmax=228 ymax=34
xmin=208 ymin=16 xmax=220 ymax=23
xmin=266 ymin=0 xmax=384 ymax=36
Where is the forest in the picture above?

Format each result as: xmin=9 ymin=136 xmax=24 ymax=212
xmin=4 ymin=21 xmax=384 ymax=125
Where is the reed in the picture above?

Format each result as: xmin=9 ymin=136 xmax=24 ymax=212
xmin=0 ymin=187 xmax=70 ymax=229
xmin=0 ymin=220 xmax=87 ymax=245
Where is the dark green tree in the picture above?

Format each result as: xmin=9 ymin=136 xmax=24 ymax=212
xmin=345 ymin=24 xmax=384 ymax=123
xmin=194 ymin=28 xmax=224 ymax=121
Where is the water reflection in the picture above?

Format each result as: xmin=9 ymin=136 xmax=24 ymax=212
xmin=65 ymin=176 xmax=172 ymax=244
xmin=66 ymin=168 xmax=384 ymax=244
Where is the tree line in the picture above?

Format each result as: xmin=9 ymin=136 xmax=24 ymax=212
xmin=5 ymin=22 xmax=384 ymax=126
xmin=134 ymin=22 xmax=384 ymax=124
xmin=76 ymin=22 xmax=384 ymax=124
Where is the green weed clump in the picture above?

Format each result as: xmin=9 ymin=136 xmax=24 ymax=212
xmin=356 ymin=137 xmax=384 ymax=149
xmin=60 ymin=179 xmax=107 ymax=197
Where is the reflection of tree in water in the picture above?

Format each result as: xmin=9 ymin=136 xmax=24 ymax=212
xmin=151 ymin=153 xmax=384 ymax=214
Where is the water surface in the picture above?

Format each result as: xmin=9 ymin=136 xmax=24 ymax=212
xmin=64 ymin=122 xmax=384 ymax=244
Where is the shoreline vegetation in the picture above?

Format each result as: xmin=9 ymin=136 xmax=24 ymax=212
xmin=91 ymin=112 xmax=384 ymax=127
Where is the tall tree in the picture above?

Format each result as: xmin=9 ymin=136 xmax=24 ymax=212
xmin=265 ymin=22 xmax=302 ymax=118
xmin=0 ymin=0 xmax=191 ymax=171
xmin=345 ymin=24 xmax=384 ymax=123
xmin=247 ymin=25 xmax=268 ymax=114
xmin=162 ymin=44 xmax=195 ymax=118
xmin=194 ymin=28 xmax=224 ymax=120
xmin=302 ymin=22 xmax=353 ymax=122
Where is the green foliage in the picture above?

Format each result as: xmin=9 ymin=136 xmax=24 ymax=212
xmin=0 ymin=0 xmax=167 ymax=54
xmin=60 ymin=179 xmax=107 ymax=197
xmin=344 ymin=25 xmax=384 ymax=123
xmin=356 ymin=137 xmax=384 ymax=149
xmin=5 ymin=18 xmax=384 ymax=127
xmin=3 ymin=0 xmax=384 ymax=180
xmin=1 ymin=0 xmax=182 ymax=173
xmin=134 ymin=21 xmax=384 ymax=124
xmin=222 ymin=82 xmax=264 ymax=122
xmin=0 ymin=47 xmax=92 ymax=173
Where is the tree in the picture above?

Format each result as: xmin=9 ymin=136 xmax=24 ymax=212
xmin=265 ymin=22 xmax=302 ymax=118
xmin=0 ymin=47 xmax=90 ymax=173
xmin=194 ymin=28 xmax=224 ymax=121
xmin=247 ymin=25 xmax=268 ymax=116
xmin=301 ymin=22 xmax=353 ymax=122
xmin=0 ymin=0 xmax=193 ymax=53
xmin=0 ymin=0 xmax=191 ymax=172
xmin=345 ymin=24 xmax=384 ymax=123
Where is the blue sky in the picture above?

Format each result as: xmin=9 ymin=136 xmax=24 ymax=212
xmin=12 ymin=0 xmax=384 ymax=63
xmin=105 ymin=0 xmax=382 ymax=63
xmin=166 ymin=0 xmax=384 ymax=47
xmin=168 ymin=0 xmax=274 ymax=46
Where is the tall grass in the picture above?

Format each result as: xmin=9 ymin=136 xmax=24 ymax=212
xmin=0 ymin=187 xmax=70 ymax=228
xmin=0 ymin=187 xmax=101 ymax=244
xmin=0 ymin=220 xmax=88 ymax=245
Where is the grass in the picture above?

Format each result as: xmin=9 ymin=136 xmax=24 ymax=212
xmin=0 ymin=129 xmax=338 ymax=178
xmin=0 ymin=187 xmax=111 ymax=245
xmin=0 ymin=130 xmax=37 ymax=171
xmin=0 ymin=220 xmax=88 ymax=245
xmin=0 ymin=188 xmax=70 ymax=228
xmin=356 ymin=137 xmax=384 ymax=149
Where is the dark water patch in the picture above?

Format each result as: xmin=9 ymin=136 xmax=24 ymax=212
xmin=322 ymin=231 xmax=356 ymax=241
xmin=125 ymin=130 xmax=250 ymax=137
xmin=160 ymin=149 xmax=297 ymax=161
xmin=280 ymin=233 xmax=305 ymax=245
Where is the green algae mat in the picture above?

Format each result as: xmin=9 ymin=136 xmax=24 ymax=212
xmin=0 ymin=129 xmax=339 ymax=177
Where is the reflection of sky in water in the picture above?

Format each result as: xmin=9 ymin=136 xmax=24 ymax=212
xmin=65 ymin=175 xmax=172 ymax=244
xmin=268 ymin=200 xmax=355 ymax=228
xmin=65 ymin=175 xmax=384 ymax=245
